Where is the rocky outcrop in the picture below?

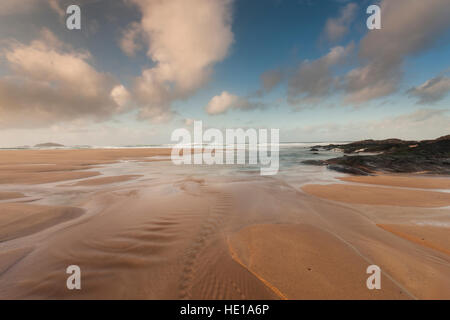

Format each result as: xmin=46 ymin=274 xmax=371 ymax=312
xmin=303 ymin=135 xmax=450 ymax=175
xmin=34 ymin=142 xmax=65 ymax=148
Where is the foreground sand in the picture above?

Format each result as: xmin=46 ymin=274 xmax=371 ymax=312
xmin=340 ymin=175 xmax=450 ymax=189
xmin=228 ymin=224 xmax=406 ymax=299
xmin=0 ymin=192 xmax=24 ymax=200
xmin=377 ymin=224 xmax=450 ymax=256
xmin=302 ymin=184 xmax=450 ymax=207
xmin=0 ymin=148 xmax=171 ymax=184
xmin=0 ymin=204 xmax=83 ymax=242
xmin=0 ymin=149 xmax=449 ymax=299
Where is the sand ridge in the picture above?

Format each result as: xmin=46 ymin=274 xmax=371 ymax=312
xmin=302 ymin=183 xmax=450 ymax=207
xmin=377 ymin=224 xmax=450 ymax=256
xmin=69 ymin=175 xmax=143 ymax=186
xmin=0 ymin=148 xmax=171 ymax=185
xmin=0 ymin=203 xmax=84 ymax=242
xmin=340 ymin=175 xmax=450 ymax=189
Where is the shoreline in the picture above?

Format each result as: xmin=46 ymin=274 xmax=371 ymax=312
xmin=0 ymin=148 xmax=449 ymax=299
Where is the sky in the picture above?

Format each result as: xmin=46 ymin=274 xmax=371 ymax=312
xmin=0 ymin=0 xmax=449 ymax=147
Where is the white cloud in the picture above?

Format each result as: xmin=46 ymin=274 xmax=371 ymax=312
xmin=47 ymin=0 xmax=65 ymax=17
xmin=407 ymin=75 xmax=450 ymax=104
xmin=0 ymin=0 xmax=91 ymax=17
xmin=125 ymin=0 xmax=234 ymax=121
xmin=323 ymin=3 xmax=358 ymax=42
xmin=342 ymin=0 xmax=450 ymax=104
xmin=0 ymin=0 xmax=40 ymax=15
xmin=110 ymin=85 xmax=132 ymax=110
xmin=206 ymin=91 xmax=239 ymax=115
xmin=119 ymin=22 xmax=144 ymax=57
xmin=288 ymin=44 xmax=354 ymax=105
xmin=0 ymin=29 xmax=127 ymax=128
xmin=286 ymin=109 xmax=449 ymax=141
xmin=205 ymin=91 xmax=265 ymax=115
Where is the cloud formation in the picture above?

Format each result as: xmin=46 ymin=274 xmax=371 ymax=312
xmin=125 ymin=0 xmax=234 ymax=121
xmin=206 ymin=91 xmax=263 ymax=115
xmin=323 ymin=2 xmax=358 ymax=42
xmin=260 ymin=69 xmax=283 ymax=94
xmin=0 ymin=0 xmax=236 ymax=127
xmin=288 ymin=44 xmax=354 ymax=105
xmin=119 ymin=22 xmax=144 ymax=57
xmin=341 ymin=0 xmax=450 ymax=103
xmin=0 ymin=0 xmax=40 ymax=15
xmin=206 ymin=91 xmax=240 ymax=115
xmin=0 ymin=0 xmax=99 ymax=17
xmin=286 ymin=108 xmax=449 ymax=141
xmin=0 ymin=29 xmax=128 ymax=128
xmin=407 ymin=75 xmax=450 ymax=104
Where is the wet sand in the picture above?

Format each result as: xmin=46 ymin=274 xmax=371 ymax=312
xmin=377 ymin=224 xmax=450 ymax=256
xmin=0 ymin=192 xmax=24 ymax=200
xmin=0 ymin=149 xmax=171 ymax=185
xmin=228 ymin=224 xmax=406 ymax=299
xmin=0 ymin=149 xmax=449 ymax=299
xmin=302 ymin=184 xmax=450 ymax=207
xmin=0 ymin=203 xmax=83 ymax=242
xmin=340 ymin=175 xmax=450 ymax=189
xmin=70 ymin=175 xmax=142 ymax=186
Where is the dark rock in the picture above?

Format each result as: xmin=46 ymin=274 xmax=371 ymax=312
xmin=302 ymin=160 xmax=326 ymax=166
xmin=302 ymin=135 xmax=450 ymax=175
xmin=34 ymin=142 xmax=64 ymax=147
xmin=327 ymin=164 xmax=372 ymax=176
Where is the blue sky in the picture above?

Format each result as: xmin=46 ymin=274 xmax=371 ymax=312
xmin=0 ymin=0 xmax=449 ymax=146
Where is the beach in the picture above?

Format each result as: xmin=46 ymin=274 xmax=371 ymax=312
xmin=0 ymin=148 xmax=449 ymax=299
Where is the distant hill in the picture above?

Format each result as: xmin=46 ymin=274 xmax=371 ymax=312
xmin=34 ymin=142 xmax=65 ymax=148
